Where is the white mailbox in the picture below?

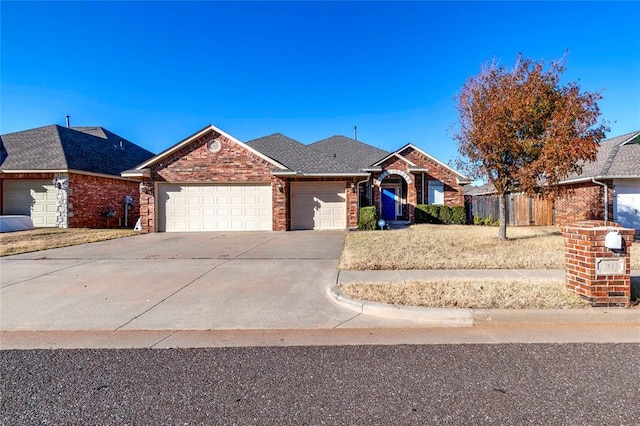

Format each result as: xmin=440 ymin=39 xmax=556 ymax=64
xmin=604 ymin=231 xmax=622 ymax=250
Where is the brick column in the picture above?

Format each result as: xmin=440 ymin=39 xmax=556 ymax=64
xmin=561 ymin=220 xmax=634 ymax=307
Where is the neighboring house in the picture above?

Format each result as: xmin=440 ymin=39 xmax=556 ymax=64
xmin=122 ymin=124 xmax=469 ymax=232
xmin=463 ymin=130 xmax=640 ymax=231
xmin=555 ymin=130 xmax=640 ymax=231
xmin=1 ymin=125 xmax=154 ymax=228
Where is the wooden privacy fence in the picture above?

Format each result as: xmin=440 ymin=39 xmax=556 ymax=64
xmin=466 ymin=193 xmax=554 ymax=226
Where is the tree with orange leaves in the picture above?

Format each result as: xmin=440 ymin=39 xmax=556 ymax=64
xmin=454 ymin=54 xmax=608 ymax=240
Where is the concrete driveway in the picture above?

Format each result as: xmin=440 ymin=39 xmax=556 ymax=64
xmin=2 ymin=231 xmax=418 ymax=332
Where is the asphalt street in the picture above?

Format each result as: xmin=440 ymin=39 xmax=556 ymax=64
xmin=2 ymin=343 xmax=639 ymax=425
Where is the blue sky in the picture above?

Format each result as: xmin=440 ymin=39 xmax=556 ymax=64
xmin=2 ymin=1 xmax=639 ymax=165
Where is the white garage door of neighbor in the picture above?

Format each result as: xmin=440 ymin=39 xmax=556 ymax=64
xmin=291 ymin=182 xmax=346 ymax=230
xmin=158 ymin=184 xmax=272 ymax=232
xmin=2 ymin=179 xmax=57 ymax=227
xmin=614 ymin=181 xmax=640 ymax=230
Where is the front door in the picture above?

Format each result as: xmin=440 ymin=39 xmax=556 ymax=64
xmin=381 ymin=187 xmax=397 ymax=220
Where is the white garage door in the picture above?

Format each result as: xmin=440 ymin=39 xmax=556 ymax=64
xmin=291 ymin=182 xmax=346 ymax=230
xmin=2 ymin=179 xmax=57 ymax=227
xmin=614 ymin=180 xmax=640 ymax=230
xmin=158 ymin=184 xmax=272 ymax=232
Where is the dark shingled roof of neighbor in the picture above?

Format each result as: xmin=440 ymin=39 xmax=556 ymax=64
xmin=0 ymin=124 xmax=154 ymax=176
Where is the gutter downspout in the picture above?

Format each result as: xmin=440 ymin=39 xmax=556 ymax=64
xmin=421 ymin=172 xmax=425 ymax=204
xmin=356 ymin=176 xmax=371 ymax=222
xmin=591 ymin=178 xmax=608 ymax=222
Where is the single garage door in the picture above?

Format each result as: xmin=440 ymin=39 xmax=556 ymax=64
xmin=614 ymin=180 xmax=640 ymax=230
xmin=291 ymin=181 xmax=346 ymax=230
xmin=2 ymin=179 xmax=57 ymax=227
xmin=158 ymin=184 xmax=272 ymax=232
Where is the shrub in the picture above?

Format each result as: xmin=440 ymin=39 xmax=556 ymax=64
xmin=416 ymin=204 xmax=442 ymax=223
xmin=451 ymin=206 xmax=466 ymax=224
xmin=439 ymin=206 xmax=453 ymax=224
xmin=483 ymin=215 xmax=499 ymax=226
xmin=358 ymin=206 xmax=378 ymax=230
xmin=415 ymin=204 xmax=429 ymax=223
xmin=473 ymin=215 xmax=483 ymax=225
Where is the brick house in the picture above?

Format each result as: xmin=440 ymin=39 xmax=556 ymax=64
xmin=464 ymin=130 xmax=640 ymax=232
xmin=554 ymin=130 xmax=640 ymax=231
xmin=1 ymin=125 xmax=154 ymax=228
xmin=122 ymin=124 xmax=469 ymax=232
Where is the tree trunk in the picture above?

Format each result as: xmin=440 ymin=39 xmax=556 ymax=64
xmin=498 ymin=192 xmax=508 ymax=240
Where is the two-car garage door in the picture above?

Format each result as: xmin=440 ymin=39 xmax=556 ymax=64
xmin=158 ymin=184 xmax=272 ymax=232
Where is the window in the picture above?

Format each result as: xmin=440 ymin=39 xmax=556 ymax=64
xmin=428 ymin=180 xmax=444 ymax=205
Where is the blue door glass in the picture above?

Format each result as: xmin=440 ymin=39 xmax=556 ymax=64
xmin=381 ymin=188 xmax=396 ymax=220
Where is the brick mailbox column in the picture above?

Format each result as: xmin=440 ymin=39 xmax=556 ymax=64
xmin=561 ymin=220 xmax=634 ymax=307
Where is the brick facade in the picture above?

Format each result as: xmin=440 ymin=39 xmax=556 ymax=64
xmin=554 ymin=181 xmax=614 ymax=226
xmin=561 ymin=220 xmax=634 ymax=307
xmin=0 ymin=172 xmax=139 ymax=228
xmin=67 ymin=173 xmax=140 ymax=228
xmin=371 ymin=147 xmax=466 ymax=222
xmin=139 ymin=131 xmax=287 ymax=233
xmin=402 ymin=147 xmax=466 ymax=206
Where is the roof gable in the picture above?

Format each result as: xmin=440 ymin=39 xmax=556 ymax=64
xmin=562 ymin=130 xmax=640 ymax=182
xmin=134 ymin=124 xmax=287 ymax=171
xmin=0 ymin=124 xmax=154 ymax=176
xmin=372 ymin=152 xmax=418 ymax=168
xmin=395 ymin=143 xmax=470 ymax=182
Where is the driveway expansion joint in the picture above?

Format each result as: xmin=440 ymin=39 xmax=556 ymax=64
xmin=115 ymin=259 xmax=233 ymax=331
xmin=0 ymin=259 xmax=98 ymax=289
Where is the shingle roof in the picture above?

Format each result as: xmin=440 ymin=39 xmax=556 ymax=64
xmin=246 ymin=133 xmax=373 ymax=174
xmin=1 ymin=125 xmax=154 ymax=176
xmin=308 ymin=135 xmax=390 ymax=171
xmin=245 ymin=133 xmax=308 ymax=170
xmin=562 ymin=130 xmax=640 ymax=181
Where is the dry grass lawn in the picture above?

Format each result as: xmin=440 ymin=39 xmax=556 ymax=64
xmin=0 ymin=228 xmax=140 ymax=257
xmin=339 ymin=225 xmax=640 ymax=270
xmin=338 ymin=279 xmax=592 ymax=309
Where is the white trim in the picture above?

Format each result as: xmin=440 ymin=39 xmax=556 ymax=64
xmin=372 ymin=152 xmax=418 ymax=167
xmin=287 ymin=173 xmax=370 ymax=177
xmin=134 ymin=124 xmax=288 ymax=171
xmin=374 ymin=169 xmax=412 ymax=186
xmin=1 ymin=169 xmax=68 ymax=174
xmin=559 ymin=175 xmax=640 ymax=185
xmin=620 ymin=131 xmax=640 ymax=145
xmin=120 ymin=169 xmax=151 ymax=178
xmin=271 ymin=171 xmax=298 ymax=176
xmin=1 ymin=168 xmax=140 ymax=182
xmin=398 ymin=143 xmax=470 ymax=181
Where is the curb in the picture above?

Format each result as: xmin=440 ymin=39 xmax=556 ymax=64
xmin=329 ymin=286 xmax=640 ymax=327
xmin=329 ymin=286 xmax=474 ymax=327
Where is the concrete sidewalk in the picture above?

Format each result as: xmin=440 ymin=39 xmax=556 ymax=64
xmin=333 ymin=269 xmax=640 ymax=327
